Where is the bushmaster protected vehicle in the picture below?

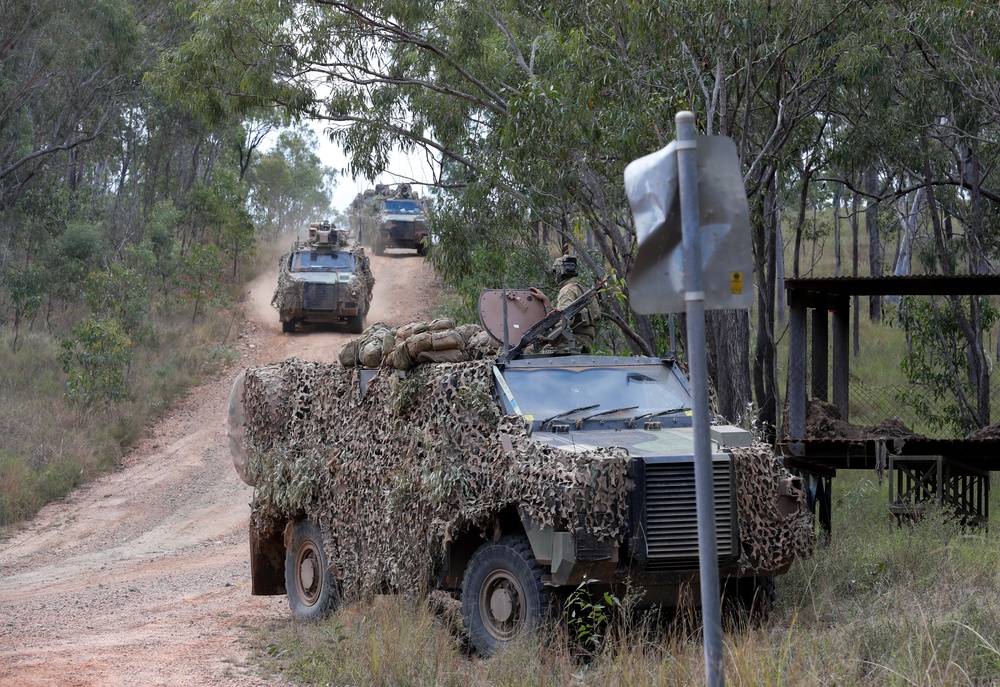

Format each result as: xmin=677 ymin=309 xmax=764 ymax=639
xmin=228 ymin=304 xmax=813 ymax=655
xmin=271 ymin=223 xmax=374 ymax=334
xmin=349 ymin=183 xmax=430 ymax=256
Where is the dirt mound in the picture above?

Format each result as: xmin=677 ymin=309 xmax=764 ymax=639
xmin=965 ymin=423 xmax=1000 ymax=440
xmin=801 ymin=398 xmax=925 ymax=441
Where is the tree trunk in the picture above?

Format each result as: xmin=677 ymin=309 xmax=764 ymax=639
xmin=892 ymin=188 xmax=924 ymax=277
xmin=833 ymin=182 xmax=842 ymax=277
xmin=852 ymin=184 xmax=860 ymax=356
xmin=775 ymin=206 xmax=786 ymax=324
xmin=865 ymin=167 xmax=881 ymax=322
xmin=751 ymin=172 xmax=779 ymax=442
xmin=707 ymin=310 xmax=751 ymax=424
xmin=923 ymin=139 xmax=989 ymax=428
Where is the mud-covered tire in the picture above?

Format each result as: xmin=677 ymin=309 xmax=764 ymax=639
xmin=373 ymin=241 xmax=385 ymax=256
xmin=347 ymin=315 xmax=365 ymax=334
xmin=461 ymin=535 xmax=548 ymax=656
xmin=285 ymin=520 xmax=339 ymax=620
xmin=281 ymin=320 xmax=295 ymax=334
xmin=416 ymin=240 xmax=427 ymax=257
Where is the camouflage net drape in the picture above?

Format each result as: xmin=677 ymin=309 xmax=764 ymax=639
xmin=270 ymin=244 xmax=375 ymax=322
xmin=728 ymin=442 xmax=814 ymax=573
xmin=243 ymin=324 xmax=632 ymax=595
xmin=242 ymin=320 xmax=813 ymax=596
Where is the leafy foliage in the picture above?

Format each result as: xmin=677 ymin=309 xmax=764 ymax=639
xmin=58 ymin=316 xmax=133 ymax=408
xmin=177 ymin=243 xmax=225 ymax=323
xmin=563 ymin=579 xmax=622 ymax=653
xmin=898 ymin=295 xmax=999 ymax=434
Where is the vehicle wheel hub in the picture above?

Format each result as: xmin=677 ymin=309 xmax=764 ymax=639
xmin=489 ymin=588 xmax=514 ymax=623
xmin=480 ymin=570 xmax=525 ymax=640
xmin=299 ymin=556 xmax=316 ymax=592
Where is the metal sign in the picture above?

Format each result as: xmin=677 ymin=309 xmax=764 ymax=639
xmin=624 ymin=135 xmax=753 ymax=314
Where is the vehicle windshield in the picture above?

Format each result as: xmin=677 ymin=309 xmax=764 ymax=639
xmin=291 ymin=251 xmax=354 ymax=271
xmin=502 ymin=363 xmax=690 ymax=420
xmin=384 ymin=199 xmax=423 ymax=215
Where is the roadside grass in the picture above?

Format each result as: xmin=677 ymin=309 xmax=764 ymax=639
xmin=253 ymin=471 xmax=999 ymax=686
xmin=0 ymin=269 xmax=257 ymax=529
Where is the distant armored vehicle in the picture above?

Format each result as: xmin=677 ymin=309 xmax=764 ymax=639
xmin=270 ymin=222 xmax=374 ymax=334
xmin=349 ymin=183 xmax=430 ymax=256
xmin=229 ymin=293 xmax=813 ymax=655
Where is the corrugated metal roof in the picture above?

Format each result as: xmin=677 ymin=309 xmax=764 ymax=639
xmin=785 ymin=275 xmax=1000 ymax=296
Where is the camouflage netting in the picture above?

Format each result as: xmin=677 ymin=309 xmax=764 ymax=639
xmin=727 ymin=442 xmax=814 ymax=573
xmin=270 ymin=244 xmax=375 ymax=322
xmin=242 ymin=321 xmax=813 ymax=596
xmin=242 ymin=349 xmax=632 ymax=596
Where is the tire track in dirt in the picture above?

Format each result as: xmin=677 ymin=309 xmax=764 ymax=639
xmin=0 ymin=249 xmax=443 ymax=687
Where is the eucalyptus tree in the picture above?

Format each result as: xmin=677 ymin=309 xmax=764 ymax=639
xmin=246 ymin=126 xmax=335 ymax=238
xmin=0 ymin=0 xmax=144 ymax=210
xmin=159 ymin=0 xmax=865 ymax=424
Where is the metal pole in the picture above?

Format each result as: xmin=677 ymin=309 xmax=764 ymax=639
xmin=675 ymin=110 xmax=725 ymax=687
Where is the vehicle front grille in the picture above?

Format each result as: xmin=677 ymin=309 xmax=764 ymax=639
xmin=386 ymin=221 xmax=415 ymax=240
xmin=303 ymin=282 xmax=342 ymax=311
xmin=641 ymin=456 xmax=736 ymax=571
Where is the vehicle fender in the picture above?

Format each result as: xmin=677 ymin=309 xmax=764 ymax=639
xmin=520 ymin=512 xmax=554 ymax=565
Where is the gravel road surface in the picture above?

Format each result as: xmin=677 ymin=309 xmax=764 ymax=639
xmin=0 ymin=249 xmax=443 ymax=686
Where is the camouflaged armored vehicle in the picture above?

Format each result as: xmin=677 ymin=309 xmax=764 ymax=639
xmin=228 ymin=291 xmax=813 ymax=655
xmin=271 ymin=223 xmax=374 ymax=334
xmin=349 ymin=183 xmax=430 ymax=256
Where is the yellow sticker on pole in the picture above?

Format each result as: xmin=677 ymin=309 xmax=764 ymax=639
xmin=731 ymin=271 xmax=743 ymax=295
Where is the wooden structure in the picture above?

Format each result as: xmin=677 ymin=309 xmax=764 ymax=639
xmin=781 ymin=275 xmax=1000 ymax=532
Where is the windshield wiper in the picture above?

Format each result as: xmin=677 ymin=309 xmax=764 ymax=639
xmin=575 ymin=406 xmax=639 ymax=429
xmin=538 ymin=404 xmax=599 ymax=431
xmin=627 ymin=407 xmax=688 ymax=428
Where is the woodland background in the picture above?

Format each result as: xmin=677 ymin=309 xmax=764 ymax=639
xmin=3 ymin=0 xmax=1000 ymax=514
xmin=2 ymin=3 xmax=998 ymax=683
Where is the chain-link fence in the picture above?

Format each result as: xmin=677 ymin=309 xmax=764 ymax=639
xmin=847 ymin=380 xmax=1000 ymax=439
xmin=790 ymin=373 xmax=1000 ymax=440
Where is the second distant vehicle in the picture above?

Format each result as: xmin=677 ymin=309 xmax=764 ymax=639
xmin=349 ymin=183 xmax=430 ymax=256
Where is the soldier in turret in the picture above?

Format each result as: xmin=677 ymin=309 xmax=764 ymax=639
xmin=528 ymin=255 xmax=600 ymax=354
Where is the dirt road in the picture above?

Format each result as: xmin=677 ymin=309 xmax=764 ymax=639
xmin=0 ymin=250 xmax=444 ymax=687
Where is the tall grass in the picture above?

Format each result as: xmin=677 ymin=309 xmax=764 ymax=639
xmin=0 ymin=271 xmax=254 ymax=528
xmin=252 ymin=472 xmax=999 ymax=686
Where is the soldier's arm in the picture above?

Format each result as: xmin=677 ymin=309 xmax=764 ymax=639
xmin=527 ymin=287 xmax=551 ymax=311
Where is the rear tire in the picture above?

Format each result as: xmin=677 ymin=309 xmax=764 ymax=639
xmin=461 ymin=535 xmax=548 ymax=656
xmin=281 ymin=320 xmax=295 ymax=334
xmin=285 ymin=520 xmax=339 ymax=620
xmin=347 ymin=315 xmax=365 ymax=334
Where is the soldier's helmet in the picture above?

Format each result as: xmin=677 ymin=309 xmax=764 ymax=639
xmin=551 ymin=255 xmax=578 ymax=283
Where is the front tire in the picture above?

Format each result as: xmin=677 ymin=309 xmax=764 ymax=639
xmin=461 ymin=535 xmax=548 ymax=656
xmin=285 ymin=520 xmax=339 ymax=620
xmin=347 ymin=314 xmax=365 ymax=334
xmin=281 ymin=319 xmax=296 ymax=334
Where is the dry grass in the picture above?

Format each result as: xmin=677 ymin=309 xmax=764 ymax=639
xmin=253 ymin=471 xmax=999 ymax=686
xmin=0 ymin=283 xmax=248 ymax=528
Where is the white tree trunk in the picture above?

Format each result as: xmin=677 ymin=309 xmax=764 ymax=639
xmin=893 ymin=187 xmax=925 ymax=277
